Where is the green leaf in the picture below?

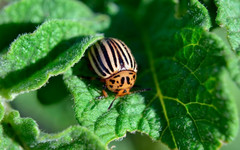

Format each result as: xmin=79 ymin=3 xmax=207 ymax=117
xmin=0 ymin=20 xmax=104 ymax=100
xmin=0 ymin=0 xmax=91 ymax=23
xmin=0 ymin=0 xmax=239 ymax=149
xmin=35 ymin=126 xmax=106 ymax=150
xmin=0 ymin=0 xmax=109 ymax=27
xmin=213 ymin=0 xmax=240 ymax=88
xmin=0 ymin=125 xmax=21 ymax=149
xmin=0 ymin=0 xmax=109 ymax=52
xmin=1 ymin=110 xmax=106 ymax=149
xmin=63 ymin=0 xmax=239 ymax=149
xmin=63 ymin=69 xmax=160 ymax=143
xmin=2 ymin=110 xmax=39 ymax=146
xmin=215 ymin=0 xmax=240 ymax=54
xmin=0 ymin=102 xmax=4 ymax=122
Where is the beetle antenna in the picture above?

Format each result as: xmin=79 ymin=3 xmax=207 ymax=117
xmin=131 ymin=88 xmax=151 ymax=94
xmin=108 ymin=96 xmax=118 ymax=110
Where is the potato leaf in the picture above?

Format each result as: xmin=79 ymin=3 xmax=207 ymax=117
xmin=0 ymin=0 xmax=109 ymax=51
xmin=215 ymin=0 xmax=240 ymax=54
xmin=0 ymin=110 xmax=106 ymax=149
xmin=0 ymin=20 xmax=104 ymax=100
xmin=63 ymin=0 xmax=239 ymax=149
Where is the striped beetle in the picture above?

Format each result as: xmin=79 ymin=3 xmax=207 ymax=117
xmin=88 ymin=38 xmax=148 ymax=110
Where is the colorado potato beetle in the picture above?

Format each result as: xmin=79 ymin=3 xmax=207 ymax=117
xmin=88 ymin=38 xmax=148 ymax=110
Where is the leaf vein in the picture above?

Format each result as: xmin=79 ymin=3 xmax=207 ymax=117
xmin=143 ymin=32 xmax=178 ymax=148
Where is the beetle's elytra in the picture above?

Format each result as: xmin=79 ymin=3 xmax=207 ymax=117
xmin=88 ymin=38 xmax=139 ymax=109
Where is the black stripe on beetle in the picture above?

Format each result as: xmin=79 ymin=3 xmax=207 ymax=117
xmin=119 ymin=40 xmax=134 ymax=68
xmin=89 ymin=49 xmax=106 ymax=77
xmin=106 ymin=39 xmax=118 ymax=68
xmin=109 ymin=39 xmax=125 ymax=69
xmin=99 ymin=41 xmax=114 ymax=72
xmin=93 ymin=44 xmax=111 ymax=75
xmin=112 ymin=39 xmax=130 ymax=66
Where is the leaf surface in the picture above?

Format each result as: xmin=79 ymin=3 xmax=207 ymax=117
xmin=63 ymin=0 xmax=239 ymax=149
xmin=0 ymin=110 xmax=106 ymax=149
xmin=0 ymin=0 xmax=109 ymax=51
xmin=0 ymin=0 xmax=239 ymax=149
xmin=0 ymin=20 xmax=104 ymax=100
xmin=215 ymin=0 xmax=240 ymax=54
xmin=0 ymin=0 xmax=109 ymax=28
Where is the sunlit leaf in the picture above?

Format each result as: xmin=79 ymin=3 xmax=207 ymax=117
xmin=63 ymin=0 xmax=239 ymax=149
xmin=0 ymin=20 xmax=104 ymax=100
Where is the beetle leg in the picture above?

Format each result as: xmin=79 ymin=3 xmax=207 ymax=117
xmin=102 ymin=84 xmax=108 ymax=97
xmin=96 ymin=84 xmax=108 ymax=99
xmin=102 ymin=89 xmax=108 ymax=97
xmin=108 ymin=96 xmax=118 ymax=110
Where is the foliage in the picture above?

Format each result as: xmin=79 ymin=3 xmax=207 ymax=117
xmin=0 ymin=0 xmax=239 ymax=149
